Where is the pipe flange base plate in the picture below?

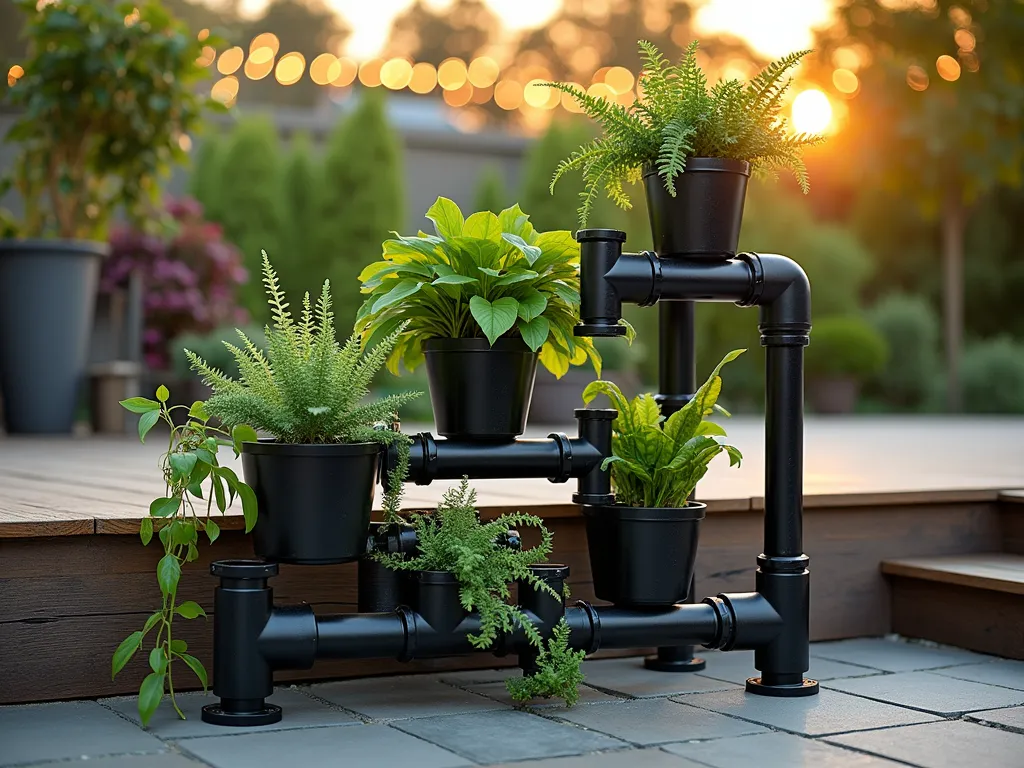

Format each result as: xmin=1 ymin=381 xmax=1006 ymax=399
xmin=201 ymin=703 xmax=283 ymax=726
xmin=643 ymin=655 xmax=707 ymax=673
xmin=744 ymin=677 xmax=820 ymax=697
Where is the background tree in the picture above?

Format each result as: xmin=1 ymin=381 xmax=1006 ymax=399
xmin=385 ymin=0 xmax=499 ymax=64
xmin=814 ymin=0 xmax=1024 ymax=410
xmin=473 ymin=165 xmax=509 ymax=214
xmin=277 ymin=132 xmax=323 ymax=306
xmin=189 ymin=133 xmax=226 ymax=222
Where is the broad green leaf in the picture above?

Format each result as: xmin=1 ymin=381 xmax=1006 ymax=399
xmin=193 ymin=448 xmax=215 ymax=466
xmin=426 ymin=196 xmax=464 ymax=239
xmin=497 ymin=203 xmax=531 ymax=237
xmin=187 ymin=542 xmax=199 ymax=562
xmin=619 ymin=318 xmax=637 ymax=343
xmin=237 ymin=481 xmax=258 ymax=533
xmin=179 ymin=653 xmax=208 ymax=690
xmin=539 ymin=341 xmax=570 ymax=379
xmin=518 ymin=316 xmax=551 ymax=352
xmin=600 ymin=455 xmax=653 ymax=483
xmin=139 ymin=516 xmax=153 ymax=546
xmin=217 ymin=466 xmax=241 ymax=505
xmin=371 ymin=279 xmax=423 ymax=313
xmin=577 ymin=337 xmax=603 ymax=378
xmin=120 ymin=397 xmax=160 ymax=414
xmin=581 ymin=380 xmax=632 ymax=427
xmin=149 ymin=646 xmax=167 ymax=674
xmin=170 ymin=639 xmax=188 ymax=654
xmin=533 ymin=230 xmax=579 ymax=267
xmin=150 ymin=496 xmax=180 ymax=518
xmin=170 ymin=521 xmax=196 ymax=547
xmin=155 ymin=385 xmax=169 ymax=403
xmin=469 ymin=296 xmax=519 ymax=345
xmin=168 ymin=452 xmax=198 ymax=482
xmin=175 ymin=601 xmax=206 ymax=619
xmin=724 ymin=444 xmax=743 ymax=466
xmin=516 ymin=289 xmax=547 ymax=322
xmin=213 ymin=472 xmax=226 ymax=512
xmin=157 ymin=554 xmax=181 ymax=598
xmin=112 ymin=631 xmax=142 ymax=679
xmin=550 ymin=282 xmax=581 ymax=306
xmin=695 ymin=421 xmax=728 ymax=437
xmin=188 ymin=401 xmax=209 ymax=421
xmin=231 ymin=424 xmax=259 ymax=455
xmin=138 ymin=409 xmax=160 ymax=442
xmin=463 ymin=210 xmax=502 ymax=242
xmin=138 ymin=672 xmax=165 ymax=726
xmin=478 ymin=266 xmax=503 ymax=277
xmin=449 ymin=237 xmax=502 ymax=268
xmin=632 ymin=394 xmax=662 ymax=427
xmin=206 ymin=517 xmax=220 ymax=543
xmin=431 ymin=274 xmax=478 ymax=286
xmin=502 ymin=233 xmax=542 ymax=265
xmin=496 ymin=268 xmax=539 ymax=286
xmin=143 ymin=611 xmax=163 ymax=635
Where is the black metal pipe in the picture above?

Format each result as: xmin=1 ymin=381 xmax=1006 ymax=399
xmin=577 ymin=229 xmax=629 ymax=336
xmin=573 ymin=408 xmax=615 ymax=505
xmin=318 ymin=612 xmax=409 ymax=659
xmin=592 ymin=603 xmax=720 ymax=649
xmin=763 ymin=344 xmax=805 ymax=557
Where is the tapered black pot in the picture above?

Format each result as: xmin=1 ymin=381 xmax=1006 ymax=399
xmin=424 ymin=338 xmax=538 ymax=441
xmin=583 ymin=502 xmax=706 ymax=607
xmin=241 ymin=440 xmax=379 ymax=565
xmin=0 ymin=239 xmax=107 ymax=433
xmin=644 ymin=158 xmax=750 ymax=258
xmin=411 ymin=570 xmax=466 ymax=634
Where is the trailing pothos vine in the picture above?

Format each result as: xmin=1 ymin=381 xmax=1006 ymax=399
xmin=112 ymin=386 xmax=259 ymax=725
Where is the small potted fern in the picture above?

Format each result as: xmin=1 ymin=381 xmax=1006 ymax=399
xmin=547 ymin=41 xmax=822 ymax=256
xmin=188 ymin=253 xmax=419 ymax=564
xmin=356 ymin=198 xmax=603 ymax=441
xmin=581 ymin=350 xmax=744 ymax=606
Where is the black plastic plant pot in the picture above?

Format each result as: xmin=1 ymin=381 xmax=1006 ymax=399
xmin=410 ymin=570 xmax=466 ymax=634
xmin=424 ymin=337 xmax=538 ymax=441
xmin=644 ymin=158 xmax=750 ymax=258
xmin=0 ymin=239 xmax=107 ymax=433
xmin=583 ymin=502 xmax=706 ymax=607
xmin=241 ymin=440 xmax=379 ymax=565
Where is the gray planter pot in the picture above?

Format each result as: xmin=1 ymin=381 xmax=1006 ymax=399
xmin=0 ymin=239 xmax=107 ymax=434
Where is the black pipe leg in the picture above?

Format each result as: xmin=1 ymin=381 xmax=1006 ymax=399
xmin=643 ymin=574 xmax=706 ymax=671
xmin=201 ymin=560 xmax=283 ymax=725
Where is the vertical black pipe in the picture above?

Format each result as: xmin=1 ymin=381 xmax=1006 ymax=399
xmin=646 ymin=300 xmax=706 ymax=673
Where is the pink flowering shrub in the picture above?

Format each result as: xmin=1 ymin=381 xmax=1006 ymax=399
xmin=101 ymin=198 xmax=250 ymax=370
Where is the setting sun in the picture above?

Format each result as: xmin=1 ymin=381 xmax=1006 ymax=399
xmin=791 ymin=89 xmax=833 ymax=135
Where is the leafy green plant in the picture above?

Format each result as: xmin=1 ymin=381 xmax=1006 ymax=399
xmin=866 ymin=294 xmax=940 ymax=408
xmin=960 ymin=337 xmax=1024 ymax=414
xmin=113 ymin=388 xmax=258 ymax=725
xmin=2 ymin=0 xmax=221 ymax=239
xmin=583 ymin=350 xmax=745 ymax=507
xmin=373 ymin=478 xmax=557 ymax=650
xmin=806 ymin=316 xmax=888 ymax=379
xmin=546 ymin=40 xmax=824 ymax=225
xmin=506 ymin=617 xmax=586 ymax=707
xmin=356 ymin=197 xmax=608 ymax=379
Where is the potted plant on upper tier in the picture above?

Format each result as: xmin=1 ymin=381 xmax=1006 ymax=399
xmin=356 ymin=198 xmax=611 ymax=441
xmin=0 ymin=0 xmax=218 ymax=433
xmin=581 ymin=350 xmax=744 ymax=606
xmin=187 ymin=253 xmax=419 ymax=564
xmin=806 ymin=316 xmax=889 ymax=414
xmin=374 ymin=478 xmax=585 ymax=706
xmin=547 ymin=41 xmax=823 ymax=256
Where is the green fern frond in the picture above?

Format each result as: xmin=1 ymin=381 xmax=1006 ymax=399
xmin=657 ymin=118 xmax=695 ymax=195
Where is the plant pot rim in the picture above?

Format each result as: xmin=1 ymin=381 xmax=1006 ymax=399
xmin=424 ymin=337 xmax=535 ymax=354
xmin=242 ymin=438 xmax=381 ymax=457
xmin=584 ymin=501 xmax=707 ymax=522
xmin=0 ymin=238 xmax=110 ymax=257
xmin=414 ymin=569 xmax=460 ymax=584
xmin=643 ymin=157 xmax=751 ymax=178
xmin=529 ymin=563 xmax=570 ymax=581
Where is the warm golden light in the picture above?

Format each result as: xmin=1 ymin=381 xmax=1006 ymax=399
xmin=196 ymin=46 xmax=216 ymax=68
xmin=560 ymin=83 xmax=585 ymax=113
xmin=249 ymin=46 xmax=274 ymax=65
xmin=249 ymin=33 xmax=280 ymax=57
xmin=494 ymin=80 xmax=523 ymax=110
xmin=197 ymin=28 xmax=209 ymax=42
xmin=217 ymin=47 xmax=244 ymax=76
xmin=471 ymin=84 xmax=494 ymax=104
xmin=275 ymin=53 xmax=306 ymax=86
xmin=178 ymin=134 xmax=193 ymax=152
xmin=592 ymin=66 xmax=611 ymax=85
xmin=443 ymin=82 xmax=474 ymax=107
xmin=211 ymin=76 xmax=239 ymax=106
xmin=954 ymin=28 xmax=976 ymax=52
xmin=570 ymin=46 xmax=600 ymax=75
xmin=408 ymin=62 xmax=436 ymax=94
xmin=468 ymin=57 xmax=499 ymax=88
xmin=831 ymin=47 xmax=862 ymax=71
xmin=438 ymin=58 xmax=468 ymax=91
xmin=523 ymin=79 xmax=553 ymax=108
xmin=936 ymin=55 xmax=961 ymax=81
xmin=960 ymin=51 xmax=980 ymax=73
xmin=380 ymin=58 xmax=413 ymax=90
xmin=604 ymin=66 xmax=635 ymax=95
xmin=331 ymin=57 xmax=358 ymax=87
xmin=310 ymin=53 xmax=340 ymax=86
xmin=8 ymin=65 xmax=24 ymax=80
xmin=949 ymin=6 xmax=971 ymax=27
xmin=832 ymin=68 xmax=859 ymax=95
xmin=358 ymin=59 xmax=383 ymax=87
xmin=586 ymin=82 xmax=615 ymax=102
xmin=906 ymin=65 xmax=929 ymax=91
xmin=791 ymin=89 xmax=832 ymax=134
xmin=244 ymin=55 xmax=274 ymax=81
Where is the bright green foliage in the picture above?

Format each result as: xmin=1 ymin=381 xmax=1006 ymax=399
xmin=474 ymin=165 xmax=509 ymax=214
xmin=960 ymin=338 xmax=1024 ymax=414
xmin=506 ymin=618 xmax=586 ymax=707
xmin=187 ymin=252 xmax=419 ymax=447
xmin=547 ymin=40 xmax=823 ymax=225
xmin=114 ymin=390 xmax=259 ymax=725
xmin=356 ymin=197 xmax=603 ymax=379
xmin=2 ymin=0 xmax=220 ymax=239
xmin=279 ymin=132 xmax=324 ymax=306
xmin=374 ymin=478 xmax=557 ymax=651
xmin=866 ymin=294 xmax=941 ymax=409
xmin=583 ymin=350 xmax=745 ymax=508
xmin=806 ymin=316 xmax=889 ymax=379
xmin=217 ymin=117 xmax=284 ymax=317
xmin=190 ymin=134 xmax=226 ymax=222
xmin=317 ymin=91 xmax=404 ymax=329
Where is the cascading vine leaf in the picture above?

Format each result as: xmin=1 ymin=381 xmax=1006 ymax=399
xmin=356 ymin=197 xmax=608 ymax=379
xmin=583 ymin=349 xmax=746 ymax=508
xmin=545 ymin=40 xmax=826 ymax=226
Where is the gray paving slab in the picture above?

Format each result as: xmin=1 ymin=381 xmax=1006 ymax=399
xmin=439 ymin=667 xmax=520 ymax=686
xmin=0 ymin=700 xmax=165 ymax=767
xmin=826 ymin=719 xmax=1024 ymax=768
xmin=309 ymin=674 xmax=505 ymax=720
xmin=493 ymin=748 xmax=706 ymax=767
xmin=579 ymin=657 xmax=738 ymax=698
xmin=811 ymin=637 xmax=986 ymax=672
xmin=101 ymin=686 xmax=358 ymax=738
xmin=823 ymin=670 xmax=1024 ymax=715
xmin=549 ymin=697 xmax=768 ymax=746
xmin=176 ymin=723 xmax=471 ymax=768
xmin=662 ymin=731 xmax=906 ymax=767
xmin=698 ymin=649 xmax=883 ymax=686
xmin=933 ymin=659 xmax=1024 ymax=691
xmin=392 ymin=709 xmax=628 ymax=763
xmin=31 ymin=755 xmax=204 ymax=768
xmin=966 ymin=706 xmax=1024 ymax=733
xmin=466 ymin=680 xmax=623 ymax=708
xmin=674 ymin=687 xmax=939 ymax=736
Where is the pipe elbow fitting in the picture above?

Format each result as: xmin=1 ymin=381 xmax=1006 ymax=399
xmin=750 ymin=253 xmax=811 ymax=339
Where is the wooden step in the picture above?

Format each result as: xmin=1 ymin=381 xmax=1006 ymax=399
xmin=882 ymin=553 xmax=1024 ymax=660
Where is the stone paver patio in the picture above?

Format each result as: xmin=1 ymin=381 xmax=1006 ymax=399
xmin=4 ymin=637 xmax=1024 ymax=767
